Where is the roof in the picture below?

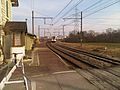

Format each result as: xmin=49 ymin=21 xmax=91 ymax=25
xmin=4 ymin=21 xmax=27 ymax=33
xmin=27 ymin=33 xmax=36 ymax=38
xmin=11 ymin=0 xmax=19 ymax=7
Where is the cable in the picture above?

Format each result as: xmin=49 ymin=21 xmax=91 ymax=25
xmin=53 ymin=0 xmax=84 ymax=25
xmin=55 ymin=0 xmax=120 ymax=31
xmin=83 ymin=0 xmax=120 ymax=18
xmin=54 ymin=0 xmax=74 ymax=19
xmin=66 ymin=0 xmax=104 ymax=18
xmin=84 ymin=17 xmax=120 ymax=20
xmin=62 ymin=21 xmax=74 ymax=26
xmin=83 ymin=0 xmax=116 ymax=13
xmin=67 ymin=0 xmax=114 ymax=18
xmin=82 ymin=0 xmax=104 ymax=12
xmin=61 ymin=0 xmax=84 ymax=17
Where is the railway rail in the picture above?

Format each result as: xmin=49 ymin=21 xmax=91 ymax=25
xmin=47 ymin=42 xmax=120 ymax=69
xmin=47 ymin=42 xmax=120 ymax=90
xmin=56 ymin=43 xmax=120 ymax=64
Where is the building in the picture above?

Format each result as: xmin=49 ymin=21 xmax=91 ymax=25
xmin=4 ymin=21 xmax=36 ymax=59
xmin=0 ymin=0 xmax=18 ymax=62
xmin=0 ymin=0 xmax=19 ymax=42
xmin=4 ymin=21 xmax=27 ymax=59
xmin=25 ymin=33 xmax=36 ymax=51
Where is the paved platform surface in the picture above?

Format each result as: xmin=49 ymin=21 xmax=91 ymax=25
xmin=3 ymin=42 xmax=97 ymax=90
xmin=4 ymin=71 xmax=98 ymax=90
xmin=3 ymin=41 xmax=120 ymax=90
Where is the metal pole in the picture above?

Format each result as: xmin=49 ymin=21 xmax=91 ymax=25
xmin=44 ymin=28 xmax=45 ymax=37
xmin=32 ymin=11 xmax=34 ymax=34
xmin=80 ymin=11 xmax=83 ymax=47
xmin=63 ymin=25 xmax=65 ymax=38
xmin=38 ymin=25 xmax=40 ymax=38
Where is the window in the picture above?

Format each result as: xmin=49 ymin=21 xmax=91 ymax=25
xmin=14 ymin=33 xmax=21 ymax=46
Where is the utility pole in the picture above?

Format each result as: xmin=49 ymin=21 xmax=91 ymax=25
xmin=63 ymin=7 xmax=80 ymax=35
xmin=80 ymin=11 xmax=83 ymax=47
xmin=32 ymin=15 xmax=53 ymax=37
xmin=32 ymin=10 xmax=53 ymax=35
xmin=38 ymin=25 xmax=40 ymax=38
xmin=44 ymin=28 xmax=45 ymax=37
xmin=32 ymin=11 xmax=34 ymax=34
xmin=63 ymin=11 xmax=83 ymax=47
xmin=62 ymin=25 xmax=65 ymax=38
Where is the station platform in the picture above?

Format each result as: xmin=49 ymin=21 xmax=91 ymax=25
xmin=3 ymin=42 xmax=97 ymax=90
xmin=3 ymin=42 xmax=120 ymax=90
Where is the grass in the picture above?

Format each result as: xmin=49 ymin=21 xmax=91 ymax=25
xmin=61 ymin=42 xmax=120 ymax=59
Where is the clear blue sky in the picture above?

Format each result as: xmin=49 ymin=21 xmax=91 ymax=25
xmin=12 ymin=0 xmax=120 ymax=36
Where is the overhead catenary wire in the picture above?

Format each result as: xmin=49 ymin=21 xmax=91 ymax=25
xmin=82 ymin=0 xmax=104 ymax=12
xmin=66 ymin=0 xmax=120 ymax=20
xmin=53 ymin=0 xmax=74 ymax=20
xmin=67 ymin=0 xmax=114 ymax=18
xmin=53 ymin=0 xmax=84 ymax=25
xmin=54 ymin=0 xmax=120 ymax=33
xmin=84 ymin=18 xmax=120 ymax=20
xmin=83 ymin=0 xmax=120 ymax=18
xmin=61 ymin=0 xmax=84 ymax=18
xmin=83 ymin=0 xmax=118 ymax=14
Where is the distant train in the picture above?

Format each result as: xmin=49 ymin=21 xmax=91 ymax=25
xmin=51 ymin=36 xmax=56 ymax=43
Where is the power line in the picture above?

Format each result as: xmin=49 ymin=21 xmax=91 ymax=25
xmin=82 ymin=0 xmax=113 ymax=13
xmin=53 ymin=0 xmax=84 ymax=25
xmin=83 ymin=0 xmax=120 ymax=18
xmin=61 ymin=0 xmax=84 ymax=17
xmin=91 ymin=24 xmax=120 ymax=26
xmin=54 ymin=0 xmax=120 ymax=32
xmin=54 ymin=0 xmax=74 ymax=19
xmin=82 ymin=0 xmax=104 ymax=12
xmin=59 ymin=20 xmax=74 ymax=27
xmin=84 ymin=18 xmax=120 ymax=20
xmin=67 ymin=0 xmax=114 ymax=18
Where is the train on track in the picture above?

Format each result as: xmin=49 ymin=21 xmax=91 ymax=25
xmin=51 ymin=36 xmax=56 ymax=43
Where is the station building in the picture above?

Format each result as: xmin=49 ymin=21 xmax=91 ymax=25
xmin=0 ymin=0 xmax=18 ymax=62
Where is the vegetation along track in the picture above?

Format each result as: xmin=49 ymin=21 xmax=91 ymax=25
xmin=47 ymin=42 xmax=120 ymax=69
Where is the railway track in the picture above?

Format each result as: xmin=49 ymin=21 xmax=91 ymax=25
xmin=47 ymin=42 xmax=120 ymax=69
xmin=56 ymin=43 xmax=120 ymax=65
xmin=47 ymin=42 xmax=120 ymax=90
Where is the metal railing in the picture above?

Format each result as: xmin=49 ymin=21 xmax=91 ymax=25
xmin=0 ymin=53 xmax=29 ymax=90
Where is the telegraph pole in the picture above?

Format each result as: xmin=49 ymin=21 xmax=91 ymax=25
xmin=32 ymin=11 xmax=34 ymax=34
xmin=80 ymin=11 xmax=83 ymax=47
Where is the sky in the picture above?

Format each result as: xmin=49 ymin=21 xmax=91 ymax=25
xmin=12 ymin=0 xmax=120 ymax=37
